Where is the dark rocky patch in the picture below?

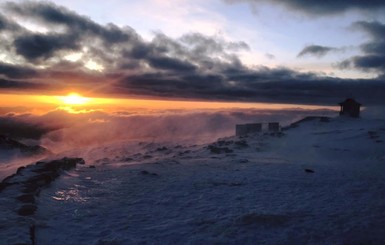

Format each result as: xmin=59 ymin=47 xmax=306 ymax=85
xmin=16 ymin=194 xmax=35 ymax=203
xmin=1 ymin=158 xmax=84 ymax=245
xmin=30 ymin=225 xmax=36 ymax=245
xmin=234 ymin=140 xmax=249 ymax=148
xmin=140 ymin=170 xmax=158 ymax=176
xmin=0 ymin=135 xmax=49 ymax=156
xmin=283 ymin=116 xmax=331 ymax=130
xmin=216 ymin=140 xmax=234 ymax=146
xmin=16 ymin=166 xmax=26 ymax=174
xmin=17 ymin=204 xmax=37 ymax=216
xmin=156 ymin=147 xmax=168 ymax=151
xmin=0 ymin=182 xmax=13 ymax=192
xmin=178 ymin=150 xmax=191 ymax=156
xmin=208 ymin=145 xmax=233 ymax=154
xmin=122 ymin=157 xmax=133 ymax=162
xmin=1 ymin=157 xmax=85 ymax=218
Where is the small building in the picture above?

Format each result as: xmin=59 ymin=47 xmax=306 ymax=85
xmin=236 ymin=123 xmax=262 ymax=136
xmin=235 ymin=122 xmax=280 ymax=136
xmin=339 ymin=98 xmax=361 ymax=118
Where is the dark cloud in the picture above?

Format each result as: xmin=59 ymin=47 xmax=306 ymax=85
xmin=340 ymin=55 xmax=385 ymax=70
xmin=0 ymin=13 xmax=22 ymax=32
xmin=339 ymin=21 xmax=385 ymax=75
xmin=5 ymin=1 xmax=135 ymax=44
xmin=0 ymin=115 xmax=55 ymax=139
xmin=116 ymin=67 xmax=385 ymax=105
xmin=223 ymin=0 xmax=385 ymax=15
xmin=180 ymin=33 xmax=250 ymax=54
xmin=297 ymin=45 xmax=336 ymax=58
xmin=0 ymin=2 xmax=384 ymax=105
xmin=354 ymin=21 xmax=385 ymax=40
xmin=0 ymin=14 xmax=9 ymax=30
xmin=361 ymin=42 xmax=385 ymax=55
xmin=0 ymin=78 xmax=45 ymax=90
xmin=0 ymin=63 xmax=38 ymax=79
xmin=14 ymin=33 xmax=79 ymax=61
xmin=147 ymin=56 xmax=197 ymax=72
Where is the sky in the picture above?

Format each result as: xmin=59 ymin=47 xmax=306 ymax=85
xmin=0 ymin=0 xmax=385 ymax=107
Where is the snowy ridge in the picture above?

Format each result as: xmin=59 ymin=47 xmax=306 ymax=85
xmin=0 ymin=135 xmax=51 ymax=181
xmin=0 ymin=157 xmax=85 ymax=245
xmin=1 ymin=116 xmax=385 ymax=244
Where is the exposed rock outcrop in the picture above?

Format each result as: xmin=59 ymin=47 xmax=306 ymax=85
xmin=0 ymin=157 xmax=85 ymax=212
xmin=0 ymin=135 xmax=50 ymax=157
xmin=0 ymin=157 xmax=85 ymax=245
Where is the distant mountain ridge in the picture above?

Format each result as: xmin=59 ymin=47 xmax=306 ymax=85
xmin=0 ymin=135 xmax=49 ymax=156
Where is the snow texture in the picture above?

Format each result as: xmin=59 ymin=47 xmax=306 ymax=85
xmin=1 ymin=116 xmax=385 ymax=244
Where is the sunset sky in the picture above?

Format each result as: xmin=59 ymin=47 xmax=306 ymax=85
xmin=1 ymin=0 xmax=385 ymax=110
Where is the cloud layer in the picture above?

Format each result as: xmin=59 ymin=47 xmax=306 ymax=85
xmin=297 ymin=45 xmax=337 ymax=58
xmin=0 ymin=1 xmax=384 ymax=105
xmin=223 ymin=0 xmax=385 ymax=15
xmin=339 ymin=21 xmax=385 ymax=75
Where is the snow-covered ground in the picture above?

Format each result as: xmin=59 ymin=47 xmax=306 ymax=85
xmin=1 ymin=116 xmax=385 ymax=244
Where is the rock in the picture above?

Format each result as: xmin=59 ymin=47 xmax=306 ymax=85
xmin=156 ymin=146 xmax=168 ymax=151
xmin=2 ymin=173 xmax=17 ymax=184
xmin=234 ymin=140 xmax=249 ymax=148
xmin=0 ymin=182 xmax=14 ymax=192
xmin=305 ymin=169 xmax=315 ymax=173
xmin=16 ymin=166 xmax=26 ymax=174
xmin=18 ymin=204 xmax=37 ymax=216
xmin=36 ymin=157 xmax=85 ymax=172
xmin=21 ymin=183 xmax=40 ymax=194
xmin=208 ymin=145 xmax=233 ymax=154
xmin=2 ymin=157 xmax=85 ymax=194
xmin=30 ymin=225 xmax=36 ymax=245
xmin=0 ymin=135 xmax=49 ymax=156
xmin=140 ymin=170 xmax=158 ymax=176
xmin=217 ymin=140 xmax=233 ymax=146
xmin=27 ymin=173 xmax=55 ymax=186
xmin=140 ymin=170 xmax=149 ymax=175
xmin=16 ymin=194 xmax=35 ymax=203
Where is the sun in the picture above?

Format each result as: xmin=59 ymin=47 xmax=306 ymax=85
xmin=61 ymin=93 xmax=90 ymax=105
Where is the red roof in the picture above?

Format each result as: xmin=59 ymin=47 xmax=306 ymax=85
xmin=339 ymin=98 xmax=361 ymax=106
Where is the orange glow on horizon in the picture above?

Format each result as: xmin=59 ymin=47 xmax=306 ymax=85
xmin=0 ymin=92 xmax=338 ymax=115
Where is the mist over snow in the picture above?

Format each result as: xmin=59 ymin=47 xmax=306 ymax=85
xmin=1 ymin=106 xmax=334 ymax=152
